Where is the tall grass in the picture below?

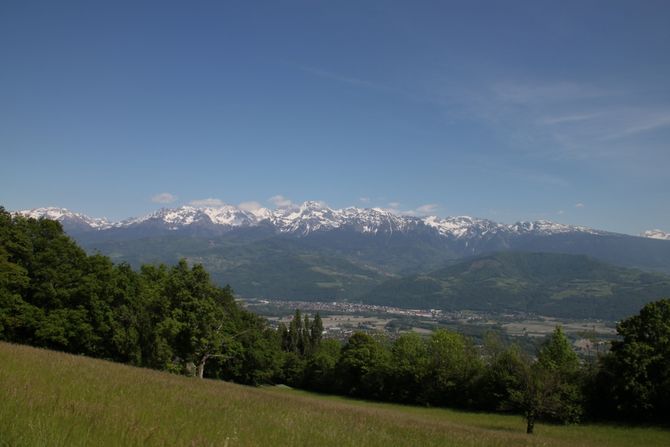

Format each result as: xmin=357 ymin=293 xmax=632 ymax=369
xmin=1 ymin=342 xmax=668 ymax=446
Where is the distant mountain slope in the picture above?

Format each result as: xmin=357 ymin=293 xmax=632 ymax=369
xmin=16 ymin=204 xmax=670 ymax=305
xmin=19 ymin=203 xmax=670 ymax=270
xmin=361 ymin=252 xmax=670 ymax=320
xmin=88 ymin=234 xmax=394 ymax=300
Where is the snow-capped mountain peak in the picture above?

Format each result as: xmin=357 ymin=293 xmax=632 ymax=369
xmin=118 ymin=205 xmax=263 ymax=230
xmin=424 ymin=215 xmax=503 ymax=239
xmin=509 ymin=219 xmax=602 ymax=236
xmin=271 ymin=201 xmax=344 ymax=234
xmin=16 ymin=201 xmax=606 ymax=239
xmin=641 ymin=229 xmax=670 ymax=241
xmin=17 ymin=207 xmax=112 ymax=230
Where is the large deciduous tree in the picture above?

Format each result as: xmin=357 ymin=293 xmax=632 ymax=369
xmin=511 ymin=326 xmax=584 ymax=434
xmin=337 ymin=332 xmax=390 ymax=398
xmin=601 ymin=298 xmax=670 ymax=422
xmin=425 ymin=329 xmax=483 ymax=408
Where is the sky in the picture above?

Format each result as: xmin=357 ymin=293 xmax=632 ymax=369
xmin=1 ymin=0 xmax=669 ymax=235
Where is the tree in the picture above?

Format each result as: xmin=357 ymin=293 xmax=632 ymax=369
xmin=280 ymin=310 xmax=323 ymax=357
xmin=337 ymin=332 xmax=390 ymax=398
xmin=304 ymin=339 xmax=341 ymax=392
xmin=310 ymin=313 xmax=323 ymax=349
xmin=287 ymin=309 xmax=303 ymax=354
xmin=478 ymin=333 xmax=526 ymax=412
xmin=601 ymin=298 xmax=670 ymax=421
xmin=169 ymin=262 xmax=236 ymax=378
xmin=511 ymin=359 xmax=559 ymax=434
xmin=510 ymin=326 xmax=584 ymax=434
xmin=425 ymin=329 xmax=482 ymax=408
xmin=388 ymin=332 xmax=429 ymax=403
xmin=213 ymin=313 xmax=284 ymax=386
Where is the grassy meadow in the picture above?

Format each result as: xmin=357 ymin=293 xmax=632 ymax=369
xmin=1 ymin=342 xmax=668 ymax=447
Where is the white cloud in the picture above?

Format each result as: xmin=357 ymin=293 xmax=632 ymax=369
xmin=541 ymin=113 xmax=603 ymax=125
xmin=190 ymin=198 xmax=225 ymax=207
xmin=599 ymin=112 xmax=670 ymax=140
xmin=557 ymin=210 xmax=565 ymax=215
xmin=359 ymin=197 xmax=370 ymax=204
xmin=415 ymin=204 xmax=439 ymax=215
xmin=492 ymin=81 xmax=611 ymax=105
xmin=151 ymin=192 xmax=177 ymax=204
xmin=311 ymin=200 xmax=329 ymax=208
xmin=268 ymin=195 xmax=294 ymax=208
xmin=383 ymin=202 xmax=402 ymax=215
xmin=238 ymin=201 xmax=262 ymax=212
xmin=385 ymin=202 xmax=440 ymax=217
xmin=575 ymin=203 xmax=585 ymax=208
xmin=433 ymin=77 xmax=670 ymax=166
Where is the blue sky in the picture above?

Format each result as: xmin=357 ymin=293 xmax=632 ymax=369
xmin=1 ymin=0 xmax=669 ymax=235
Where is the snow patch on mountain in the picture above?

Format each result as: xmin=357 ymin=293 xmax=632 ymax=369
xmin=424 ymin=216 xmax=505 ymax=239
xmin=17 ymin=207 xmax=112 ymax=230
xmin=17 ymin=202 xmax=607 ymax=239
xmin=271 ymin=201 xmax=343 ymax=234
xmin=509 ymin=220 xmax=604 ymax=236
xmin=641 ymin=229 xmax=670 ymax=240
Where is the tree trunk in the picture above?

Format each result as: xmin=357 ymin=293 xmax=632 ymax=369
xmin=197 ymin=354 xmax=209 ymax=379
xmin=526 ymin=411 xmax=535 ymax=434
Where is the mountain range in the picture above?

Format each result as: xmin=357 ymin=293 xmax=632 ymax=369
xmin=19 ymin=203 xmax=669 ymax=241
xmin=18 ymin=203 xmax=611 ymax=238
xmin=15 ymin=203 xmax=670 ymax=318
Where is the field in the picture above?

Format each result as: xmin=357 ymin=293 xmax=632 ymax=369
xmin=1 ymin=342 xmax=668 ymax=447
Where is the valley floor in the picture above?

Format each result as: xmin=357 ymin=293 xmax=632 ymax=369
xmin=1 ymin=342 xmax=668 ymax=447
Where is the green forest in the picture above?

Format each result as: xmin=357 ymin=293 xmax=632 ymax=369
xmin=1 ymin=207 xmax=668 ymax=432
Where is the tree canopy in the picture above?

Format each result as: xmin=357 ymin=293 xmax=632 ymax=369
xmin=598 ymin=299 xmax=670 ymax=422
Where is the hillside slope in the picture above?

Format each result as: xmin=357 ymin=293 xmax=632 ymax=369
xmin=362 ymin=252 xmax=670 ymax=320
xmin=2 ymin=342 xmax=669 ymax=447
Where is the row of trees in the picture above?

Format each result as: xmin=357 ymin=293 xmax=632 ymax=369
xmin=274 ymin=304 xmax=669 ymax=431
xmin=1 ymin=207 xmax=668 ymax=430
xmin=276 ymin=316 xmax=583 ymax=433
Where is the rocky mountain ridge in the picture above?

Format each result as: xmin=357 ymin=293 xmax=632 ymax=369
xmin=18 ymin=202 xmax=611 ymax=240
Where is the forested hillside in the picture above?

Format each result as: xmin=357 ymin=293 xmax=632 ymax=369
xmin=363 ymin=252 xmax=670 ymax=320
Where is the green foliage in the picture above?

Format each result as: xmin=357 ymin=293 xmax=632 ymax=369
xmin=425 ymin=329 xmax=483 ymax=408
xmin=597 ymin=298 xmax=670 ymax=422
xmin=509 ymin=327 xmax=585 ymax=433
xmin=0 ymin=207 xmax=280 ymax=383
xmin=387 ymin=332 xmax=430 ymax=403
xmin=281 ymin=310 xmax=324 ymax=354
xmin=536 ymin=327 xmax=584 ymax=423
xmin=303 ymin=339 xmax=342 ymax=392
xmin=337 ymin=332 xmax=391 ymax=399
xmin=310 ymin=312 xmax=324 ymax=348
xmin=538 ymin=327 xmax=580 ymax=374
xmin=478 ymin=334 xmax=526 ymax=411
